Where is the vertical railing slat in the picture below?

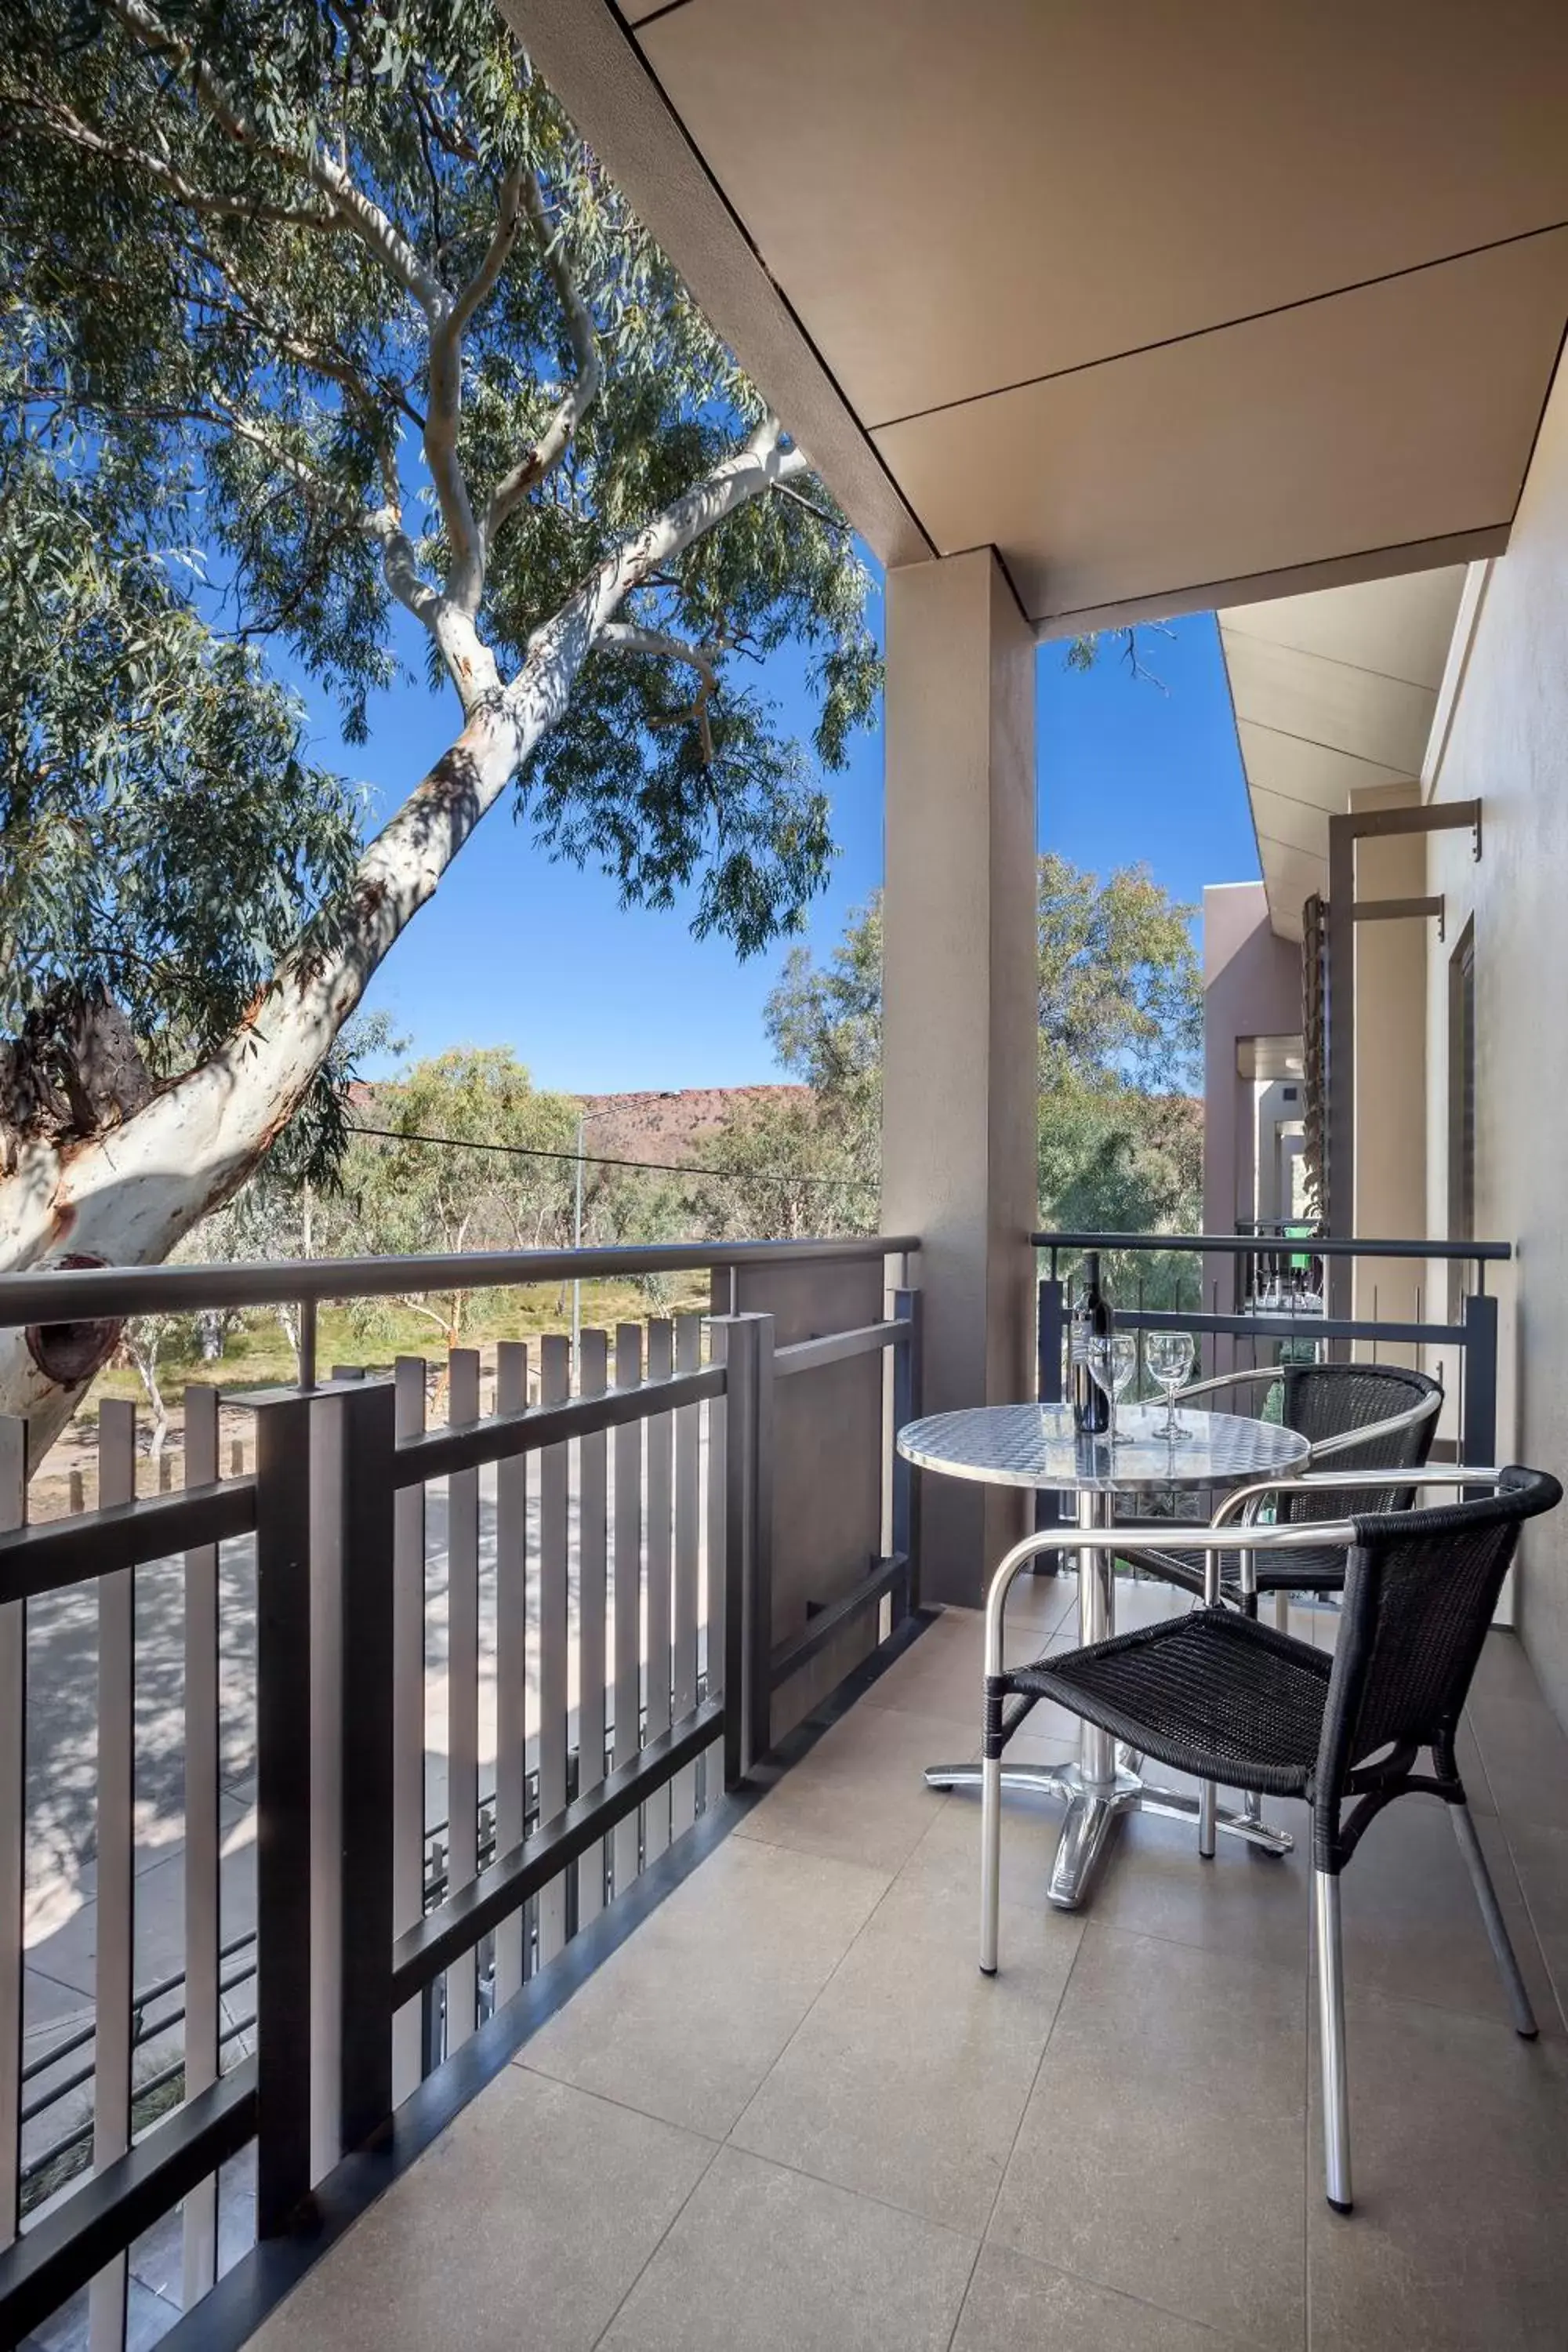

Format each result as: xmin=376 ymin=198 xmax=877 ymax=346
xmin=391 ymin=1359 xmax=426 ymax=2102
xmin=643 ymin=1319 xmax=673 ymax=1864
xmin=492 ymin=1342 xmax=529 ymax=2006
xmin=575 ymin=1331 xmax=609 ymax=1931
xmin=89 ymin=1399 xmax=136 ymax=2352
xmin=706 ymin=1320 xmax=728 ymax=1802
xmin=537 ymin=1335 xmax=570 ymax=1963
xmin=612 ymin=1326 xmax=644 ymax=1896
xmin=0 ymin=1417 xmax=24 ymax=2255
xmin=181 ymin=1385 xmax=221 ymax=2306
xmin=444 ymin=1350 xmax=481 ymax=2047
xmin=670 ymin=1314 xmax=702 ymax=1837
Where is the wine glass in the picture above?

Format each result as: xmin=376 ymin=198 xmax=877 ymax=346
xmin=1088 ymin=1333 xmax=1139 ymax=1436
xmin=1148 ymin=1330 xmax=1195 ymax=1436
xmin=1109 ymin=1332 xmax=1138 ymax=1425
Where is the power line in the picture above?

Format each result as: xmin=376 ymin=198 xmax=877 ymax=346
xmin=345 ymin=1120 xmax=875 ymax=1190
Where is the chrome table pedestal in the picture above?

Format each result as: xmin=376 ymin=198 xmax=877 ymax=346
xmin=922 ymin=1486 xmax=1294 ymax=1910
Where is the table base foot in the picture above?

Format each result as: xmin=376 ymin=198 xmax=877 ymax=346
xmin=1044 ymin=1764 xmax=1142 ymax=1909
xmin=925 ymin=1757 xmax=1295 ymax=1903
xmin=1138 ymin=1782 xmax=1295 ymax=1857
xmin=925 ymin=1762 xmax=1079 ymax=1797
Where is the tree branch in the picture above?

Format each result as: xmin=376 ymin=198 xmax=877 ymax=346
xmin=106 ymin=0 xmax=449 ymax=320
xmin=5 ymin=89 xmax=336 ymax=227
xmin=771 ymin=479 xmax=849 ymax=533
xmin=480 ymin=169 xmax=603 ymax=546
xmin=518 ymin=415 xmax=808 ymax=713
xmin=370 ymin=517 xmax=441 ymax=631
xmin=447 ymin=162 xmax=528 ymax=349
xmin=179 ymin=241 xmax=397 ymax=451
xmin=209 ymin=400 xmax=375 ymax=529
xmin=598 ymin=622 xmax=720 ymax=764
xmin=425 ymin=161 xmax=526 ymax=615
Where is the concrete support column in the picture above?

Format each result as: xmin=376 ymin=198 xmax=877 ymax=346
xmin=881 ymin=549 xmax=1036 ymax=1603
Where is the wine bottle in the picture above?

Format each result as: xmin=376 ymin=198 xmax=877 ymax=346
xmin=1070 ymin=1252 xmax=1112 ymax=1436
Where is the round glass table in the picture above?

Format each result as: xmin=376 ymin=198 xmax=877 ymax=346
xmin=895 ymin=1402 xmax=1312 ymax=1909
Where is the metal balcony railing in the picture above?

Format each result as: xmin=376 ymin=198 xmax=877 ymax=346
xmin=1031 ymin=1227 xmax=1508 ymax=1520
xmin=0 ymin=1236 xmax=921 ymax=2349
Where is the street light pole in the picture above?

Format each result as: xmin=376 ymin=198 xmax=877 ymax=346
xmin=572 ymin=1112 xmax=587 ymax=1377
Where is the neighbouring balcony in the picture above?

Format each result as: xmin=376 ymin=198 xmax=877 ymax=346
xmin=1 ymin=1232 xmax=1566 ymax=2352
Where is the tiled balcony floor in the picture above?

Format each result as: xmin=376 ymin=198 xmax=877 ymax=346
xmin=251 ymin=1575 xmax=1568 ymax=2352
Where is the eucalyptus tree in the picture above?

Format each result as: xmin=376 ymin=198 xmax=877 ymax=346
xmin=0 ymin=0 xmax=877 ymax=1457
xmin=339 ymin=1047 xmax=579 ymax=1346
xmin=762 ymin=862 xmax=1204 ymax=1262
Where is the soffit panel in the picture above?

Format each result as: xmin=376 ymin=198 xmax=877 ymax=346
xmin=1221 ymin=637 xmax=1436 ymax=775
xmin=1219 ymin=567 xmax=1468 ymax=939
xmin=869 ymin=230 xmax=1568 ymax=626
xmin=635 ymin=0 xmax=1568 ymax=428
xmin=1218 ymin=567 xmax=1467 ymax=687
xmin=1232 ymin=720 xmax=1414 ymax=818
xmin=1239 ymin=1037 xmax=1306 ymax=1083
xmin=1251 ymin=788 xmax=1332 ymax=861
xmin=1258 ymin=840 xmax=1326 ymax=942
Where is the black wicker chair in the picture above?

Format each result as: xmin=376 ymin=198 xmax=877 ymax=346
xmin=1122 ymin=1362 xmax=1443 ymax=1614
xmin=978 ymin=1465 xmax=1562 ymax=2212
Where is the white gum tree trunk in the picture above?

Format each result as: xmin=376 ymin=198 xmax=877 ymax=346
xmin=0 ymin=429 xmax=806 ymax=1465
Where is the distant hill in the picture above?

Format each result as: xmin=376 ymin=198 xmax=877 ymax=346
xmin=577 ymin=1086 xmax=807 ymax=1168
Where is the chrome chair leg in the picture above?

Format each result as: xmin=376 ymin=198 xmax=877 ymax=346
xmin=980 ymin=1755 xmax=1002 ymax=1975
xmin=1313 ymin=1867 xmax=1353 ymax=2213
xmin=1273 ymin=1588 xmax=1290 ymax=1635
xmin=1450 ymin=1802 xmax=1538 ymax=2038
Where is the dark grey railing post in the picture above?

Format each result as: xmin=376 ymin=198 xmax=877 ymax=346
xmin=1461 ymin=1289 xmax=1499 ymax=1494
xmin=1036 ymin=1268 xmax=1065 ymax=1407
xmin=891 ymin=1287 xmax=923 ymax=1616
xmin=250 ymin=1392 xmax=315 ymax=2238
xmin=717 ymin=1312 xmax=775 ymax=1789
xmin=1035 ymin=1270 xmax=1068 ymax=1555
xmin=336 ymin=1378 xmax=398 ymax=2155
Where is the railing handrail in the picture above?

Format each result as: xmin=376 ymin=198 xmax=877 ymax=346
xmin=1110 ymin=1307 xmax=1475 ymax=1347
xmin=1032 ymin=1228 xmax=1509 ymax=1265
xmin=0 ymin=1234 xmax=919 ymax=1328
xmin=390 ymin=1362 xmax=726 ymax=1486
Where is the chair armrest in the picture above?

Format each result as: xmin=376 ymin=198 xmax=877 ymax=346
xmin=1212 ymin=1464 xmax=1505 ymax=1530
xmin=1172 ymin=1365 xmax=1281 ymax=1406
xmin=1305 ymin=1385 xmax=1443 ymax=1464
xmin=982 ymin=1514 xmax=1363 ymax=1671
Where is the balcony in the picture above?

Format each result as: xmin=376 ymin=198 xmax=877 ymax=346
xmin=2 ymin=1238 xmax=1566 ymax=2350
xmin=232 ymin=1584 xmax=1568 ymax=2352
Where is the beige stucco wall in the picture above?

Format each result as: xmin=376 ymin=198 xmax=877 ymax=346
xmin=1201 ymin=884 xmax=1301 ymax=1346
xmin=1203 ymin=884 xmax=1304 ymax=1228
xmin=1421 ymin=351 xmax=1568 ymax=1722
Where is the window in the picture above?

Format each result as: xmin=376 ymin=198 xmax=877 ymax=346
xmin=1448 ymin=922 xmax=1475 ymax=1305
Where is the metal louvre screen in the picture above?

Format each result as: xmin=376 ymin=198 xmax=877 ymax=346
xmin=1302 ymin=892 xmax=1328 ymax=1224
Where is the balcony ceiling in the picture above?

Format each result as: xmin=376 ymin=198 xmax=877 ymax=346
xmin=508 ymin=0 xmax=1568 ymax=634
xmin=1217 ymin=567 xmax=1468 ymax=942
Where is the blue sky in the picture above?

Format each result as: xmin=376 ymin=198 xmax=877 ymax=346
xmin=308 ymin=588 xmax=1258 ymax=1091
